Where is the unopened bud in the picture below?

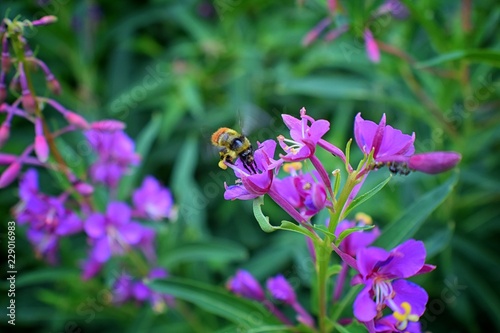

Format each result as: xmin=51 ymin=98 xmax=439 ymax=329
xmin=22 ymin=91 xmax=37 ymax=113
xmin=35 ymin=135 xmax=49 ymax=162
xmin=75 ymin=181 xmax=94 ymax=196
xmin=409 ymin=152 xmax=461 ymax=174
xmin=65 ymin=111 xmax=90 ymax=129
xmin=0 ymin=122 xmax=10 ymax=148
xmin=32 ymin=15 xmax=58 ymax=26
xmin=0 ymin=161 xmax=21 ymax=188
xmin=0 ymin=153 xmax=17 ymax=165
xmin=47 ymin=77 xmax=61 ymax=95
xmin=0 ymin=83 xmax=6 ymax=104
xmin=90 ymin=119 xmax=126 ymax=132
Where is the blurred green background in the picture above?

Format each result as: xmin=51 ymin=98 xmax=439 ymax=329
xmin=1 ymin=0 xmax=499 ymax=332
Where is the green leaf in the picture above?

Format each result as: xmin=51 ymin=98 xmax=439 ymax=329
xmin=416 ymin=49 xmax=500 ymax=68
xmin=327 ymin=264 xmax=343 ymax=277
xmin=333 ymin=321 xmax=368 ymax=333
xmin=253 ymin=196 xmax=276 ymax=233
xmin=159 ymin=240 xmax=248 ymax=267
xmin=149 ymin=278 xmax=281 ymax=328
xmin=118 ymin=113 xmax=161 ymax=200
xmin=343 ymin=175 xmax=392 ymax=218
xmin=312 ymin=224 xmax=337 ymax=239
xmin=374 ymin=171 xmax=458 ymax=249
xmin=14 ymin=268 xmax=79 ymax=288
xmin=278 ymin=220 xmax=318 ymax=240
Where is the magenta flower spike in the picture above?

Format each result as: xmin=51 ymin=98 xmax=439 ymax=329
xmin=351 ymin=239 xmax=435 ymax=332
xmin=408 ymin=152 xmax=462 ymax=174
xmin=132 ymin=176 xmax=175 ymax=221
xmin=227 ymin=269 xmax=266 ymax=301
xmin=18 ymin=63 xmax=37 ymax=114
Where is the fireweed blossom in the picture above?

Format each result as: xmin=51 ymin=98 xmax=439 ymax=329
xmin=351 ymin=239 xmax=434 ymax=333
xmin=13 ymin=169 xmax=82 ymax=263
xmin=273 ymin=163 xmax=329 ymax=218
xmin=85 ymin=123 xmax=140 ymax=188
xmin=132 ymin=176 xmax=176 ymax=221
xmin=355 ymin=113 xmax=461 ymax=176
xmin=84 ymin=202 xmax=147 ymax=264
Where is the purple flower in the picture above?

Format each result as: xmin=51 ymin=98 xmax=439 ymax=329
xmin=132 ymin=176 xmax=175 ymax=221
xmin=224 ymin=140 xmax=278 ymax=200
xmin=85 ymin=125 xmax=140 ymax=187
xmin=84 ymin=202 xmax=145 ymax=263
xmin=351 ymin=240 xmax=434 ymax=332
xmin=408 ymin=152 xmax=461 ymax=174
xmin=278 ymin=107 xmax=332 ymax=162
xmin=227 ymin=269 xmax=266 ymax=301
xmin=273 ymin=164 xmax=328 ymax=218
xmin=13 ymin=169 xmax=82 ymax=263
xmin=355 ymin=113 xmax=415 ymax=164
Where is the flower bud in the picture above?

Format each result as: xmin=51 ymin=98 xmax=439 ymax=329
xmin=266 ymin=275 xmax=296 ymax=305
xmin=22 ymin=91 xmax=37 ymax=114
xmin=0 ymin=83 xmax=6 ymax=104
xmin=0 ymin=153 xmax=17 ymax=165
xmin=0 ymin=122 xmax=10 ymax=148
xmin=409 ymin=152 xmax=461 ymax=174
xmin=75 ymin=181 xmax=94 ymax=196
xmin=0 ymin=161 xmax=21 ymax=188
xmin=91 ymin=119 xmax=126 ymax=132
xmin=226 ymin=270 xmax=265 ymax=301
xmin=47 ymin=77 xmax=61 ymax=95
xmin=65 ymin=111 xmax=90 ymax=129
xmin=32 ymin=15 xmax=58 ymax=26
xmin=35 ymin=135 xmax=50 ymax=162
xmin=364 ymin=29 xmax=380 ymax=63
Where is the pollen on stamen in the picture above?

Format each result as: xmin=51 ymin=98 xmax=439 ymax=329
xmin=283 ymin=162 xmax=302 ymax=173
xmin=355 ymin=212 xmax=373 ymax=225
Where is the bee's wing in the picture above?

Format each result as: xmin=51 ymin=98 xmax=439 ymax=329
xmin=239 ymin=103 xmax=273 ymax=139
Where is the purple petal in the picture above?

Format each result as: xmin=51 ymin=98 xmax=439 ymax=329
xmin=56 ymin=213 xmax=83 ymax=236
xmin=308 ymin=119 xmax=330 ymax=142
xmin=107 ymin=202 xmax=131 ymax=225
xmin=227 ymin=270 xmax=265 ymax=301
xmin=353 ymin=284 xmax=378 ymax=322
xmin=118 ymin=222 xmax=144 ymax=245
xmin=132 ymin=282 xmax=151 ymax=301
xmin=379 ymin=239 xmax=426 ymax=278
xmin=93 ymin=237 xmax=111 ymax=263
xmin=282 ymin=114 xmax=301 ymax=131
xmin=84 ymin=213 xmax=106 ymax=238
xmin=224 ymin=184 xmax=258 ymax=200
xmin=392 ymin=279 xmax=428 ymax=316
xmin=242 ymin=171 xmax=272 ymax=195
xmin=357 ymin=247 xmax=390 ymax=277
xmin=354 ymin=113 xmax=378 ymax=155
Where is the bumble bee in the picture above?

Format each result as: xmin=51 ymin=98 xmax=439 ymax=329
xmin=211 ymin=127 xmax=257 ymax=173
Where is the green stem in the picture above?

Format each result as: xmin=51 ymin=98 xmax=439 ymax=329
xmin=327 ymin=171 xmax=358 ymax=235
xmin=316 ymin=237 xmax=332 ymax=333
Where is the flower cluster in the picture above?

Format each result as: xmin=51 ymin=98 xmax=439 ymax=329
xmin=1 ymin=17 xmax=175 ymax=311
xmin=220 ymin=107 xmax=460 ymax=332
